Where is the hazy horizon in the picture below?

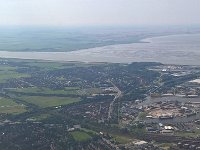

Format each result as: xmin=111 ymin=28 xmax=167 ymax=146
xmin=0 ymin=0 xmax=200 ymax=27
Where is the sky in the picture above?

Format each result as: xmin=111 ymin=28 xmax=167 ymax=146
xmin=0 ymin=0 xmax=200 ymax=26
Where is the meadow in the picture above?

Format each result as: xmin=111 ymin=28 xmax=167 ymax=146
xmin=71 ymin=131 xmax=92 ymax=142
xmin=0 ymin=97 xmax=26 ymax=114
xmin=18 ymin=96 xmax=80 ymax=108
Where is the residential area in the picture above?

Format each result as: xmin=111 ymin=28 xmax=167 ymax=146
xmin=0 ymin=59 xmax=200 ymax=149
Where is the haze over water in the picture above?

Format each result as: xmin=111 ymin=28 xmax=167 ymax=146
xmin=0 ymin=33 xmax=200 ymax=65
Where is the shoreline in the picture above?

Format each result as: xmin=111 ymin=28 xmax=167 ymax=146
xmin=0 ymin=33 xmax=200 ymax=65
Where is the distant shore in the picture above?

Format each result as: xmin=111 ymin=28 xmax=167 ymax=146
xmin=0 ymin=33 xmax=200 ymax=65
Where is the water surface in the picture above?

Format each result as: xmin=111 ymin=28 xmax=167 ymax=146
xmin=0 ymin=33 xmax=200 ymax=65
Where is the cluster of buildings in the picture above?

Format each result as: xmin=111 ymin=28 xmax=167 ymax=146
xmin=177 ymin=140 xmax=200 ymax=150
xmin=123 ymin=140 xmax=160 ymax=150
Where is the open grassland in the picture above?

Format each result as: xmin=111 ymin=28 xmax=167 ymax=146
xmin=77 ymin=88 xmax=103 ymax=95
xmin=19 ymin=96 xmax=80 ymax=108
xmin=71 ymin=131 xmax=92 ymax=142
xmin=0 ymin=97 xmax=26 ymax=114
xmin=0 ymin=65 xmax=16 ymax=71
xmin=6 ymin=87 xmax=104 ymax=97
xmin=26 ymin=62 xmax=67 ymax=70
xmin=25 ymin=61 xmax=97 ymax=70
xmin=0 ymin=65 xmax=30 ymax=83
xmin=111 ymin=134 xmax=133 ymax=144
xmin=175 ymin=129 xmax=200 ymax=138
xmin=0 ymin=72 xmax=29 ymax=83
xmin=29 ymin=113 xmax=52 ymax=121
xmin=81 ymin=128 xmax=97 ymax=135
xmin=7 ymin=87 xmax=80 ymax=96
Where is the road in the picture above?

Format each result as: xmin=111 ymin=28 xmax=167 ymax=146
xmin=147 ymin=72 xmax=200 ymax=94
xmin=107 ymin=80 xmax=122 ymax=121
xmin=102 ymin=137 xmax=120 ymax=150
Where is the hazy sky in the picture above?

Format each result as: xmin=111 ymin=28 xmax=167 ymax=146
xmin=0 ymin=0 xmax=200 ymax=26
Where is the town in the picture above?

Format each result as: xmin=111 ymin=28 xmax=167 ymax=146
xmin=0 ymin=58 xmax=200 ymax=149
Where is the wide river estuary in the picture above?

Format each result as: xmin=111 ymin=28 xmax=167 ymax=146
xmin=0 ymin=33 xmax=200 ymax=65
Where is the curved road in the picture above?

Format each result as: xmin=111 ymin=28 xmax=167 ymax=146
xmin=107 ymin=80 xmax=122 ymax=120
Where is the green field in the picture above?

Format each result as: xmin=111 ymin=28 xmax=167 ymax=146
xmin=25 ymin=61 xmax=96 ymax=70
xmin=19 ymin=96 xmax=80 ymax=108
xmin=175 ymin=129 xmax=200 ymax=138
xmin=0 ymin=65 xmax=29 ymax=83
xmin=7 ymin=87 xmax=104 ymax=97
xmin=0 ymin=72 xmax=29 ymax=83
xmin=26 ymin=62 xmax=67 ymax=70
xmin=111 ymin=134 xmax=133 ymax=144
xmin=77 ymin=88 xmax=103 ymax=95
xmin=71 ymin=131 xmax=92 ymax=142
xmin=8 ymin=87 xmax=80 ymax=96
xmin=29 ymin=113 xmax=52 ymax=121
xmin=0 ymin=65 xmax=16 ymax=71
xmin=0 ymin=97 xmax=26 ymax=114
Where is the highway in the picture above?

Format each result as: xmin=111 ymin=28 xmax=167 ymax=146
xmin=107 ymin=80 xmax=122 ymax=121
